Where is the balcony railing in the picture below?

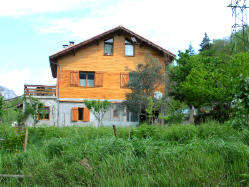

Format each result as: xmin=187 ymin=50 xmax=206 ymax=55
xmin=24 ymin=85 xmax=56 ymax=97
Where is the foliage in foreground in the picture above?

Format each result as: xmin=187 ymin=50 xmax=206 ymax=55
xmin=1 ymin=122 xmax=249 ymax=186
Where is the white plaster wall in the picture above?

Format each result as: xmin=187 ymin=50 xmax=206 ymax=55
xmin=25 ymin=98 xmax=139 ymax=127
xmin=25 ymin=97 xmax=58 ymax=127
xmin=58 ymin=102 xmax=138 ymax=127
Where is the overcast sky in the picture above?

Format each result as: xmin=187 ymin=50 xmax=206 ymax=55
xmin=0 ymin=0 xmax=241 ymax=95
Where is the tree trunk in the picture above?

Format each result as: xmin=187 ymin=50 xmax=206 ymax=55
xmin=189 ymin=105 xmax=195 ymax=124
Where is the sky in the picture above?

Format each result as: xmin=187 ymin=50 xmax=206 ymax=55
xmin=0 ymin=0 xmax=237 ymax=95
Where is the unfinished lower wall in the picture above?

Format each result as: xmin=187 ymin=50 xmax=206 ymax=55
xmin=57 ymin=102 xmax=138 ymax=127
xmin=25 ymin=97 xmax=58 ymax=127
xmin=25 ymin=98 xmax=138 ymax=127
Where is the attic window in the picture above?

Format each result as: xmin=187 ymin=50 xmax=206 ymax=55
xmin=104 ymin=38 xmax=113 ymax=55
xmin=125 ymin=39 xmax=134 ymax=56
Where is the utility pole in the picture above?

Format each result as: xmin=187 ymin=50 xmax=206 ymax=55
xmin=228 ymin=0 xmax=249 ymax=53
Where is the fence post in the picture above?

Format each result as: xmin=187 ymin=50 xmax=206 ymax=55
xmin=23 ymin=128 xmax=29 ymax=152
xmin=113 ymin=125 xmax=117 ymax=137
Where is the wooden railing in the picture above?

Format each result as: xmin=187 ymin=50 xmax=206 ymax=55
xmin=24 ymin=85 xmax=56 ymax=96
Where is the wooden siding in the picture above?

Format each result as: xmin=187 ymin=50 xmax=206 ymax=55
xmin=57 ymin=35 xmax=166 ymax=100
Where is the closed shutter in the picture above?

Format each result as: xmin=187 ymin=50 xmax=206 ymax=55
xmin=70 ymin=71 xmax=79 ymax=87
xmin=95 ymin=72 xmax=103 ymax=87
xmin=83 ymin=108 xmax=90 ymax=122
xmin=71 ymin=107 xmax=78 ymax=122
xmin=120 ymin=73 xmax=129 ymax=88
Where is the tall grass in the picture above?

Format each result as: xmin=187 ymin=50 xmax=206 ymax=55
xmin=1 ymin=122 xmax=249 ymax=186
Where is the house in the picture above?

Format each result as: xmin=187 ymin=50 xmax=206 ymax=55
xmin=24 ymin=26 xmax=175 ymax=127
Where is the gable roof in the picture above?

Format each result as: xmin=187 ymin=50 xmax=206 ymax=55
xmin=49 ymin=25 xmax=176 ymax=78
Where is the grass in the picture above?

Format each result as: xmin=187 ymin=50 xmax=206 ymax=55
xmin=0 ymin=121 xmax=249 ymax=186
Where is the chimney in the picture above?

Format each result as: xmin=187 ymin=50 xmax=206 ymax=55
xmin=69 ymin=41 xmax=75 ymax=47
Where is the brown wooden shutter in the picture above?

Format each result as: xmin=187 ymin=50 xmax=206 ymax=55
xmin=120 ymin=73 xmax=129 ymax=88
xmin=70 ymin=71 xmax=79 ymax=87
xmin=71 ymin=107 xmax=78 ymax=122
xmin=83 ymin=108 xmax=90 ymax=122
xmin=95 ymin=72 xmax=103 ymax=87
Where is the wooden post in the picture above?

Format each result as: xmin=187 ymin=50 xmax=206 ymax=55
xmin=128 ymin=127 xmax=131 ymax=139
xmin=113 ymin=125 xmax=117 ymax=137
xmin=23 ymin=128 xmax=28 ymax=152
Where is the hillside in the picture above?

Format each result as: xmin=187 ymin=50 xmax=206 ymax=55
xmin=0 ymin=86 xmax=17 ymax=100
xmin=1 ymin=122 xmax=249 ymax=186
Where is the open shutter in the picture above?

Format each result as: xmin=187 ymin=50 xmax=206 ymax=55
xmin=120 ymin=73 xmax=129 ymax=88
xmin=95 ymin=72 xmax=103 ymax=87
xmin=71 ymin=107 xmax=78 ymax=122
xmin=70 ymin=71 xmax=79 ymax=87
xmin=83 ymin=108 xmax=90 ymax=122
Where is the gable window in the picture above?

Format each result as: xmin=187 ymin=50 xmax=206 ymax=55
xmin=104 ymin=38 xmax=113 ymax=55
xmin=125 ymin=39 xmax=134 ymax=56
xmin=38 ymin=106 xmax=50 ymax=120
xmin=79 ymin=72 xmax=95 ymax=87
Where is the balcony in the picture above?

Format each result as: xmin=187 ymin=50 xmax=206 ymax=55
xmin=24 ymin=85 xmax=56 ymax=97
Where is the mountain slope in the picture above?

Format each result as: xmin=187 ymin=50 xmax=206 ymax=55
xmin=0 ymin=86 xmax=17 ymax=100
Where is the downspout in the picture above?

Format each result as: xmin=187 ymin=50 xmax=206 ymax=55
xmin=57 ymin=64 xmax=61 ymax=126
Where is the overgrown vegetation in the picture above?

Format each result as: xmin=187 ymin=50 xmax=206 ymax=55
xmin=168 ymin=31 xmax=249 ymax=126
xmin=1 ymin=122 xmax=249 ymax=186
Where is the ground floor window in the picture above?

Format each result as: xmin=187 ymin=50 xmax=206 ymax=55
xmin=78 ymin=108 xmax=84 ymax=120
xmin=71 ymin=107 xmax=90 ymax=122
xmin=38 ymin=106 xmax=50 ymax=120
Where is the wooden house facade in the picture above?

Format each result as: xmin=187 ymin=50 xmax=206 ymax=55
xmin=24 ymin=26 xmax=175 ymax=126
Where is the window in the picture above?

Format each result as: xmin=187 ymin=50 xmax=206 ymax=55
xmin=125 ymin=39 xmax=134 ymax=56
xmin=78 ymin=108 xmax=84 ymax=120
xmin=104 ymin=38 xmax=113 ymax=55
xmin=79 ymin=72 xmax=95 ymax=87
xmin=120 ymin=73 xmax=129 ymax=88
xmin=71 ymin=107 xmax=90 ymax=122
xmin=38 ymin=106 xmax=50 ymax=120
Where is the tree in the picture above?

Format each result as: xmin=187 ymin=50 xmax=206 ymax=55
xmin=169 ymin=49 xmax=249 ymax=123
xmin=124 ymin=54 xmax=165 ymax=123
xmin=188 ymin=43 xmax=195 ymax=56
xmin=199 ymin=33 xmax=211 ymax=52
xmin=232 ymin=76 xmax=249 ymax=129
xmin=17 ymin=95 xmax=44 ymax=128
xmin=84 ymin=100 xmax=110 ymax=127
xmin=0 ymin=96 xmax=4 ymax=122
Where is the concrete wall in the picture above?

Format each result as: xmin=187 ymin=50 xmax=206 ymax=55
xmin=25 ymin=97 xmax=138 ymax=127
xmin=57 ymin=102 xmax=138 ymax=127
xmin=25 ymin=97 xmax=58 ymax=127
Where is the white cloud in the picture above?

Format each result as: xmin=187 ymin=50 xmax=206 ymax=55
xmin=0 ymin=0 xmax=107 ymax=17
xmin=0 ymin=66 xmax=56 ymax=96
xmin=38 ymin=0 xmax=236 ymax=53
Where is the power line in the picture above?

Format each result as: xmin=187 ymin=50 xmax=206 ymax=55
xmin=228 ymin=0 xmax=249 ymax=53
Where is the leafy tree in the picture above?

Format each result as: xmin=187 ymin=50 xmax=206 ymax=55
xmin=145 ymin=97 xmax=162 ymax=124
xmin=0 ymin=96 xmax=4 ymax=122
xmin=17 ymin=96 xmax=44 ymax=128
xmin=169 ymin=50 xmax=249 ymax=123
xmin=159 ymin=99 xmax=187 ymax=124
xmin=232 ymin=76 xmax=249 ymax=129
xmin=124 ymin=55 xmax=165 ymax=122
xmin=84 ymin=100 xmax=110 ymax=127
xmin=199 ymin=33 xmax=211 ymax=52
